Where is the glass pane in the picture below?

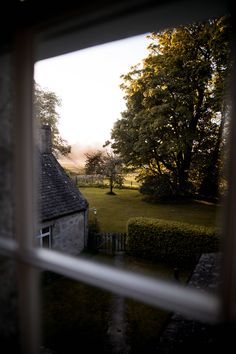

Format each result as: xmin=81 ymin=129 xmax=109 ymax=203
xmin=42 ymin=227 xmax=50 ymax=234
xmin=35 ymin=12 xmax=232 ymax=352
xmin=42 ymin=235 xmax=50 ymax=248
xmin=35 ymin=15 xmax=231 ymax=274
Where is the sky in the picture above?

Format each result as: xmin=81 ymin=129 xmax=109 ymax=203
xmin=34 ymin=33 xmax=150 ymax=151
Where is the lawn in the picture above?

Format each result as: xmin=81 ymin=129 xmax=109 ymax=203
xmin=80 ymin=187 xmax=220 ymax=232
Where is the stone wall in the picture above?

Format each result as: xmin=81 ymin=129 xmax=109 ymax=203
xmin=41 ymin=211 xmax=88 ymax=256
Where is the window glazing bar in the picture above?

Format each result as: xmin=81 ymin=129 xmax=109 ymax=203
xmin=31 ymin=248 xmax=220 ymax=323
xmin=0 ymin=234 xmax=220 ymax=324
xmin=13 ymin=28 xmax=41 ymax=354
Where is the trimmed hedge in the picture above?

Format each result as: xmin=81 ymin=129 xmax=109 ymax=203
xmin=126 ymin=217 xmax=220 ymax=264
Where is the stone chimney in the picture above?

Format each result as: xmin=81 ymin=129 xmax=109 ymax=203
xmin=39 ymin=125 xmax=52 ymax=153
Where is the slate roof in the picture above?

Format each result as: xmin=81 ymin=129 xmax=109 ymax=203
xmin=39 ymin=152 xmax=88 ymax=222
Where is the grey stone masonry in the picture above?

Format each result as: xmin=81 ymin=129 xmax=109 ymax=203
xmin=156 ymin=253 xmax=235 ymax=353
xmin=51 ymin=212 xmax=87 ymax=255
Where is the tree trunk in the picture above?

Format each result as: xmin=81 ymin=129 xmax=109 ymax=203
xmin=109 ymin=176 xmax=114 ymax=194
xmin=178 ymin=166 xmax=190 ymax=195
xmin=199 ymin=108 xmax=225 ymax=200
xmin=177 ymin=88 xmax=205 ymax=196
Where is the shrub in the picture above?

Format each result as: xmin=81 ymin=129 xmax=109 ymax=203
xmin=139 ymin=174 xmax=195 ymax=201
xmin=126 ymin=217 xmax=220 ymax=265
xmin=88 ymin=215 xmax=100 ymax=235
xmin=139 ymin=174 xmax=175 ymax=201
xmin=87 ymin=213 xmax=101 ymax=251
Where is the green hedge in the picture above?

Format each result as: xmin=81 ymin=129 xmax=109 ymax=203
xmin=126 ymin=217 xmax=220 ymax=264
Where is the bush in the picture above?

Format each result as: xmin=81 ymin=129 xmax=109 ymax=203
xmin=139 ymin=174 xmax=196 ymax=201
xmin=88 ymin=211 xmax=100 ymax=235
xmin=126 ymin=217 xmax=220 ymax=265
xmin=139 ymin=174 xmax=175 ymax=201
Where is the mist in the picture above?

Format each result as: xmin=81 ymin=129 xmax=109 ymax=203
xmin=59 ymin=142 xmax=106 ymax=173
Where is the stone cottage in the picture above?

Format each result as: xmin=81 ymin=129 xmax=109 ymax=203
xmin=37 ymin=125 xmax=89 ymax=256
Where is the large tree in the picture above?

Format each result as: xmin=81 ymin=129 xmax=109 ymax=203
xmin=111 ymin=16 xmax=231 ymax=200
xmin=85 ymin=150 xmax=124 ymax=194
xmin=34 ymin=83 xmax=71 ymax=157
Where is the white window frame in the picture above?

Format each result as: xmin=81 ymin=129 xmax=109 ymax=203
xmin=0 ymin=1 xmax=234 ymax=353
xmin=36 ymin=227 xmax=52 ymax=249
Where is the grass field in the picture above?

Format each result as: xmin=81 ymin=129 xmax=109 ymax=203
xmin=81 ymin=187 xmax=220 ymax=232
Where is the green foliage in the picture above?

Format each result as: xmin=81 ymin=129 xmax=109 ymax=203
xmin=87 ymin=210 xmax=101 ymax=253
xmin=34 ymin=83 xmax=71 ymax=157
xmin=139 ymin=174 xmax=196 ymax=201
xmin=88 ymin=212 xmax=101 ymax=235
xmin=126 ymin=217 xmax=220 ymax=264
xmin=85 ymin=150 xmax=104 ymax=175
xmin=139 ymin=174 xmax=176 ymax=200
xmin=112 ymin=16 xmax=232 ymax=200
xmin=84 ymin=149 xmax=125 ymax=194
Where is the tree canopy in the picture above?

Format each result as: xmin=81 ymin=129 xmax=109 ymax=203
xmin=85 ymin=150 xmax=124 ymax=194
xmin=111 ymin=16 xmax=232 ymax=200
xmin=34 ymin=83 xmax=71 ymax=157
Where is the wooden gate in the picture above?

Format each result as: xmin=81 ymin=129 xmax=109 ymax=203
xmin=90 ymin=233 xmax=126 ymax=253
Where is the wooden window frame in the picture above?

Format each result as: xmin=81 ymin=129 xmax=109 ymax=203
xmin=0 ymin=1 xmax=234 ymax=353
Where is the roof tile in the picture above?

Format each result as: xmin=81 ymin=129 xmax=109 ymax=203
xmin=39 ymin=153 xmax=88 ymax=221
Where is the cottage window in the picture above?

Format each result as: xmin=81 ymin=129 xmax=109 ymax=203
xmin=36 ymin=227 xmax=52 ymax=249
xmin=0 ymin=1 xmax=234 ymax=353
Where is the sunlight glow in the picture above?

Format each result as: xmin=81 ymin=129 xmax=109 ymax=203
xmin=34 ymin=33 xmax=150 ymax=149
